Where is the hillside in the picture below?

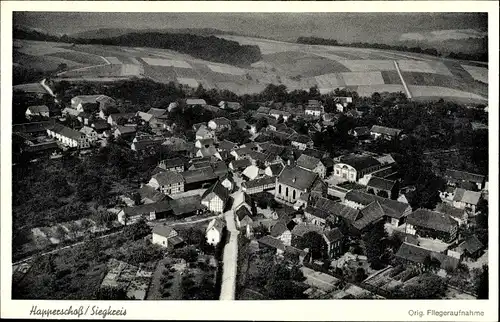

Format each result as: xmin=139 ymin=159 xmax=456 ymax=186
xmin=70 ymin=27 xmax=237 ymax=39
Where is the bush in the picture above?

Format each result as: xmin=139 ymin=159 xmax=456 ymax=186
xmin=162 ymin=291 xmax=171 ymax=298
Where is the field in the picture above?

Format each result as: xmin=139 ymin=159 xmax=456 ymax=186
xmin=14 ymin=37 xmax=488 ymax=102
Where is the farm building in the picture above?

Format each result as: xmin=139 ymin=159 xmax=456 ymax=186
xmin=152 ymin=226 xmax=184 ymax=249
xmin=186 ymin=98 xmax=207 ymax=107
xmin=241 ymin=176 xmax=276 ymax=194
xmin=71 ymin=94 xmax=115 ymax=112
xmin=452 ymin=188 xmax=482 ymax=215
xmin=148 ymin=171 xmax=185 ymax=195
xmin=47 ymin=123 xmax=90 ymax=149
xmin=117 ymin=201 xmax=172 ymax=225
xmin=290 ymin=134 xmax=314 ymax=150
xmin=406 ymin=209 xmax=458 ymax=243
xmin=444 ymin=169 xmax=486 ymax=191
xmin=395 ymin=242 xmax=460 ymax=273
xmin=137 ymin=184 xmax=168 ymax=204
xmin=114 ymin=125 xmax=137 ymax=138
xmin=108 ymin=113 xmax=136 ymax=126
xmin=366 ymin=177 xmax=399 ymax=200
xmin=201 ymin=181 xmax=230 ymax=213
xmin=448 ymin=235 xmax=484 ymax=260
xmin=296 ymin=154 xmax=326 ymax=179
xmin=25 ymin=105 xmax=49 ymax=119
xmin=208 ymin=117 xmax=232 ymax=132
xmin=333 ymin=154 xmax=382 ymax=183
xmin=158 ymin=157 xmax=185 ymax=173
xmin=370 ymin=125 xmax=402 ymax=140
xmin=219 ymin=101 xmax=241 ymax=110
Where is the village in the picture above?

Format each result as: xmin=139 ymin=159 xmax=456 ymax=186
xmin=12 ymin=77 xmax=489 ymax=301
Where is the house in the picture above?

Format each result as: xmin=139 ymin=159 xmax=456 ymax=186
xmin=265 ymin=163 xmax=284 ymax=177
xmin=212 ymin=161 xmax=229 ymax=177
xmin=114 ymin=125 xmax=137 ymax=138
xmin=162 ymin=137 xmax=191 ymax=156
xmin=217 ymin=140 xmax=238 ymax=152
xmin=270 ymin=220 xmax=293 ymax=246
xmin=71 ymin=94 xmax=115 ymax=112
xmin=342 ymin=190 xmax=412 ymax=226
xmin=275 ymin=166 xmax=318 ymax=203
xmin=79 ymin=126 xmax=99 ymax=142
xmin=149 ymin=115 xmax=170 ymax=133
xmin=370 ymin=125 xmax=402 ymax=140
xmin=108 ymin=113 xmax=136 ymax=126
xmin=241 ymin=176 xmax=276 ymax=194
xmin=290 ymin=134 xmax=314 ymax=151
xmin=195 ymin=146 xmax=222 ymax=160
xmin=304 ymin=206 xmax=330 ymax=227
xmin=152 ymin=226 xmax=184 ymax=249
xmin=201 ymin=181 xmax=230 ymax=213
xmin=258 ymin=235 xmax=286 ymax=255
xmin=452 ymin=188 xmax=481 ymax=215
xmin=449 ymin=235 xmax=484 ymax=260
xmin=232 ymin=191 xmax=253 ymax=213
xmin=195 ymin=138 xmax=215 ymax=149
xmin=25 ymin=105 xmax=49 ymax=119
xmin=242 ymin=165 xmax=260 ymax=181
xmin=206 ymin=218 xmax=226 ymax=246
xmin=333 ymin=154 xmax=382 ymax=183
xmin=13 ymin=119 xmax=56 ymax=135
xmin=334 ymin=96 xmax=353 ymax=112
xmin=47 ymin=123 xmax=90 ymax=149
xmin=146 ymin=108 xmax=167 ymax=118
xmin=296 ymin=154 xmax=326 ymax=179
xmin=256 ymin=106 xmax=271 ymax=114
xmin=137 ymin=184 xmax=168 ymax=204
xmin=395 ymin=242 xmax=460 ymax=273
xmin=269 ymin=109 xmax=291 ymax=122
xmin=290 ymin=223 xmax=324 ymax=248
xmin=186 ymin=98 xmax=207 ymax=107
xmin=444 ymin=169 xmax=486 ymax=191
xmin=148 ymin=171 xmax=185 ymax=195
xmin=170 ymin=195 xmax=205 ymax=217
xmin=304 ymin=100 xmax=324 ymax=118
xmin=195 ymin=124 xmax=215 ymax=140
xmin=136 ymin=111 xmax=154 ymax=123
xmin=219 ymin=101 xmax=241 ymax=110
xmin=235 ymin=206 xmax=253 ymax=229
xmin=233 ymin=119 xmax=256 ymax=134
xmin=349 ymin=126 xmax=371 ymax=139
xmin=229 ymin=159 xmax=252 ymax=172
xmin=323 ymin=228 xmax=344 ymax=258
xmin=91 ymin=120 xmax=110 ymax=133
xmin=158 ymin=157 xmax=185 ymax=173
xmin=220 ymin=174 xmax=235 ymax=191
xmin=61 ymin=107 xmax=81 ymax=118
xmin=366 ymin=177 xmax=399 ymax=200
xmin=117 ymin=201 xmax=172 ymax=225
xmin=231 ymin=147 xmax=252 ymax=160
xmin=208 ymin=117 xmax=232 ymax=132
xmin=406 ymin=209 xmax=458 ymax=243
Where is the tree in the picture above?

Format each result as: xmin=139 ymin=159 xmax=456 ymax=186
xmin=423 ymin=255 xmax=441 ymax=272
xmin=475 ymin=265 xmax=488 ymax=299
xmin=122 ymin=219 xmax=151 ymax=240
xmin=362 ymin=221 xmax=388 ymax=269
xmin=355 ymin=267 xmax=367 ymax=282
xmin=397 ymin=273 xmax=447 ymax=299
xmin=377 ymin=190 xmax=389 ymax=198
xmin=95 ymin=286 xmax=128 ymax=300
xmin=253 ymin=223 xmax=269 ymax=238
xmin=296 ymin=231 xmax=326 ymax=260
xmin=256 ymin=117 xmax=269 ymax=132
xmin=132 ymin=192 xmax=142 ymax=206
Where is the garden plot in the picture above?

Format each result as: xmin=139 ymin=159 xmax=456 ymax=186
xmin=207 ymin=64 xmax=246 ymax=76
xmin=398 ymin=60 xmax=441 ymax=74
xmin=461 ymin=64 xmax=488 ymax=84
xmin=120 ymin=64 xmax=143 ymax=76
xmin=14 ymin=40 xmax=72 ymax=56
xmin=426 ymin=61 xmax=453 ymax=76
xmin=177 ymin=77 xmax=200 ymax=88
xmin=315 ymin=73 xmax=346 ymax=91
xmin=142 ymin=57 xmax=192 ymax=68
xmin=106 ymin=56 xmax=123 ymax=64
xmin=339 ymin=60 xmax=396 ymax=72
xmin=409 ymin=85 xmax=487 ymax=100
xmin=48 ymin=51 xmax=107 ymax=65
xmin=341 ymin=71 xmax=385 ymax=86
xmin=128 ymin=57 xmax=142 ymax=65
xmin=14 ymin=51 xmax=84 ymax=72
xmin=356 ymin=85 xmax=406 ymax=96
xmin=381 ymin=70 xmax=403 ymax=84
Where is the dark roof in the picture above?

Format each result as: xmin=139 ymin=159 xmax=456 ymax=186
xmin=23 ymin=141 xmax=59 ymax=153
xmin=267 ymin=163 xmax=284 ymax=176
xmin=344 ymin=190 xmax=410 ymax=219
xmin=321 ymin=157 xmax=334 ymax=168
xmin=370 ymin=125 xmax=402 ymax=137
xmin=278 ymin=166 xmax=318 ymax=191
xmin=50 ymin=123 xmax=85 ymax=140
xmin=338 ymin=155 xmax=381 ymax=172
xmin=242 ymin=176 xmax=276 ymax=189
xmin=236 ymin=206 xmax=252 ymax=221
xmin=291 ymin=134 xmax=313 ymax=144
xmin=182 ymin=167 xmax=217 ymax=184
xmin=138 ymin=185 xmax=168 ymax=203
xmin=109 ymin=113 xmax=136 ymax=122
xmin=353 ymin=201 xmax=385 ymax=230
xmin=202 ymin=181 xmax=230 ymax=203
xmin=302 ymin=148 xmax=325 ymax=160
xmin=291 ymin=223 xmax=324 ymax=237
xmin=305 ymin=206 xmax=330 ymax=220
xmin=256 ymin=106 xmax=271 ymax=114
xmin=352 ymin=126 xmax=371 ymax=136
xmin=132 ymin=139 xmax=164 ymax=151
xmin=13 ymin=120 xmax=56 ymax=134
xmin=151 ymin=171 xmax=185 ymax=186
xmin=170 ymin=195 xmax=204 ymax=216
xmin=230 ymin=159 xmax=252 ymax=170
xmin=159 ymin=157 xmax=185 ymax=169
xmin=258 ymin=235 xmax=285 ymax=251
xmin=211 ymin=117 xmax=231 ymax=127
xmin=458 ymin=235 xmax=484 ymax=254
xmin=407 ymin=209 xmax=458 ymax=233
xmin=91 ymin=120 xmax=110 ymax=131
xmin=324 ymin=228 xmax=344 ymax=242
xmin=115 ymin=125 xmax=137 ymax=135
xmin=233 ymin=119 xmax=249 ymax=130
xmin=27 ymin=105 xmax=49 ymax=114
xmin=122 ymin=201 xmax=172 ymax=217
xmin=248 ymin=151 xmax=268 ymax=162
xmin=152 ymin=225 xmax=176 ymax=238
xmin=395 ymin=243 xmax=460 ymax=270
xmin=212 ymin=161 xmax=229 ymax=176
xmin=367 ymin=177 xmax=396 ymax=191
xmin=270 ymin=221 xmax=289 ymax=237
xmin=296 ymin=154 xmax=322 ymax=171
xmin=218 ymin=140 xmax=238 ymax=151
xmin=146 ymin=108 xmax=167 ymax=117
xmin=207 ymin=217 xmax=226 ymax=233
xmin=445 ymin=169 xmax=485 ymax=184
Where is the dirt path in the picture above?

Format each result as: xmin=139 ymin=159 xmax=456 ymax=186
xmin=219 ymin=209 xmax=239 ymax=300
xmin=393 ymin=60 xmax=412 ymax=99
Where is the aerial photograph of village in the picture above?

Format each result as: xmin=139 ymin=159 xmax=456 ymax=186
xmin=10 ymin=11 xmax=489 ymax=301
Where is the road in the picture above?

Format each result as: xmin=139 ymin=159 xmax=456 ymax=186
xmin=393 ymin=60 xmax=412 ymax=99
xmin=219 ymin=209 xmax=239 ymax=300
xmin=301 ymin=266 xmax=339 ymax=292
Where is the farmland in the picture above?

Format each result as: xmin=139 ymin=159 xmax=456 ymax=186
xmin=13 ymin=36 xmax=488 ymax=102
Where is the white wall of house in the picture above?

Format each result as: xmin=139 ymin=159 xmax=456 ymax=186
xmin=206 ymin=228 xmax=221 ymax=246
xmin=152 ymin=230 xmax=178 ymax=248
xmin=333 ymin=163 xmax=358 ymax=182
xmin=278 ymin=230 xmax=292 ymax=246
xmin=202 ymin=195 xmax=224 ymax=213
xmin=275 ymin=181 xmax=303 ymax=203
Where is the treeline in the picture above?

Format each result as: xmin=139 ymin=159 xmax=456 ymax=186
xmin=297 ymin=36 xmax=488 ymax=62
xmin=13 ymin=28 xmax=262 ymax=66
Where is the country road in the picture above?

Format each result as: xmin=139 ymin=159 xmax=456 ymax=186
xmin=219 ymin=209 xmax=239 ymax=300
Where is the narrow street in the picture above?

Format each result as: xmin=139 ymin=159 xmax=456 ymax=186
xmin=219 ymin=209 xmax=239 ymax=300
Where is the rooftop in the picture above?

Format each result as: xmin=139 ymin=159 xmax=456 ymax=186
xmin=151 ymin=171 xmax=185 ymax=186
xmin=278 ymin=166 xmax=318 ymax=191
xmin=407 ymin=209 xmax=458 ymax=233
xmin=296 ymin=154 xmax=322 ymax=171
xmin=370 ymin=125 xmax=402 ymax=137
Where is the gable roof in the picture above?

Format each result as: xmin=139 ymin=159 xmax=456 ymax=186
xmin=267 ymin=163 xmax=284 ymax=176
xmin=151 ymin=171 xmax=185 ymax=186
xmin=233 ymin=119 xmax=249 ymax=130
xmin=291 ymin=223 xmax=324 ymax=237
xmin=159 ymin=157 xmax=185 ymax=169
xmin=182 ymin=167 xmax=217 ymax=184
xmin=296 ymin=154 xmax=322 ymax=171
xmin=445 ymin=169 xmax=485 ymax=184
xmin=256 ymin=106 xmax=271 ymax=114
xmin=407 ymin=209 xmax=458 ymax=233
xmin=258 ymin=235 xmax=285 ymax=251
xmin=152 ymin=225 xmax=176 ymax=238
xmin=242 ymin=176 xmax=276 ymax=189
xmin=212 ymin=161 xmax=229 ymax=176
xmin=115 ymin=125 xmax=137 ymax=135
xmin=453 ymin=188 xmax=481 ymax=205
xmin=242 ymin=165 xmax=260 ymax=180
xmin=236 ymin=206 xmax=252 ymax=221
xmin=367 ymin=177 xmax=396 ymax=191
xmin=170 ymin=195 xmax=204 ymax=216
xmin=80 ymin=126 xmax=96 ymax=135
xmin=230 ymin=159 xmax=252 ymax=170
xmin=138 ymin=185 xmax=168 ymax=203
xmin=91 ymin=120 xmax=110 ymax=131
xmin=207 ymin=217 xmax=226 ymax=233
xmin=353 ymin=201 xmax=385 ymax=230
xmin=109 ymin=113 xmax=136 ymax=122
xmin=278 ymin=166 xmax=318 ymax=191
xmin=291 ymin=134 xmax=313 ymax=144
xmin=27 ymin=105 xmax=49 ymax=114
xmin=186 ymin=98 xmax=207 ymax=106
xmin=457 ymin=235 xmax=484 ymax=254
xmin=344 ymin=190 xmax=410 ymax=219
xmin=352 ymin=126 xmax=370 ymax=136
xmin=370 ymin=125 xmax=402 ymax=137
xmin=395 ymin=242 xmax=460 ymax=270
xmin=324 ymin=228 xmax=344 ymax=243
xmin=270 ymin=221 xmax=290 ymax=237
xmin=337 ymin=155 xmax=381 ymax=172
xmin=305 ymin=206 xmax=330 ymax=220
xmin=202 ymin=181 xmax=230 ymax=203
xmin=146 ymin=108 xmax=167 ymax=117
xmin=210 ymin=117 xmax=231 ymax=127
xmin=218 ymin=140 xmax=238 ymax=151
xmin=122 ymin=201 xmax=172 ymax=217
xmin=49 ymin=123 xmax=85 ymax=140
xmin=136 ymin=111 xmax=154 ymax=122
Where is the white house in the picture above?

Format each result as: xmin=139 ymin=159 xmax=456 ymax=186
xmin=195 ymin=125 xmax=215 ymax=140
xmin=148 ymin=171 xmax=185 ymax=195
xmin=242 ymin=165 xmax=260 ymax=181
xmin=47 ymin=123 xmax=90 ymax=149
xmin=206 ymin=218 xmax=226 ymax=246
xmin=25 ymin=105 xmax=49 ymax=119
xmin=208 ymin=117 xmax=231 ymax=132
xmin=201 ymin=181 xmax=230 ymax=213
xmin=79 ymin=126 xmax=99 ymax=142
xmin=332 ymin=154 xmax=382 ymax=183
xmin=452 ymin=188 xmax=481 ymax=215
xmin=71 ymin=94 xmax=115 ymax=112
xmin=304 ymin=100 xmax=324 ymax=118
xmin=152 ymin=226 xmax=184 ymax=248
xmin=275 ymin=166 xmax=318 ymax=203
xmin=370 ymin=125 xmax=402 ymax=140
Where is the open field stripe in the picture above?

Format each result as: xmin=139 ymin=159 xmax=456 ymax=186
xmin=394 ymin=61 xmax=412 ymax=99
